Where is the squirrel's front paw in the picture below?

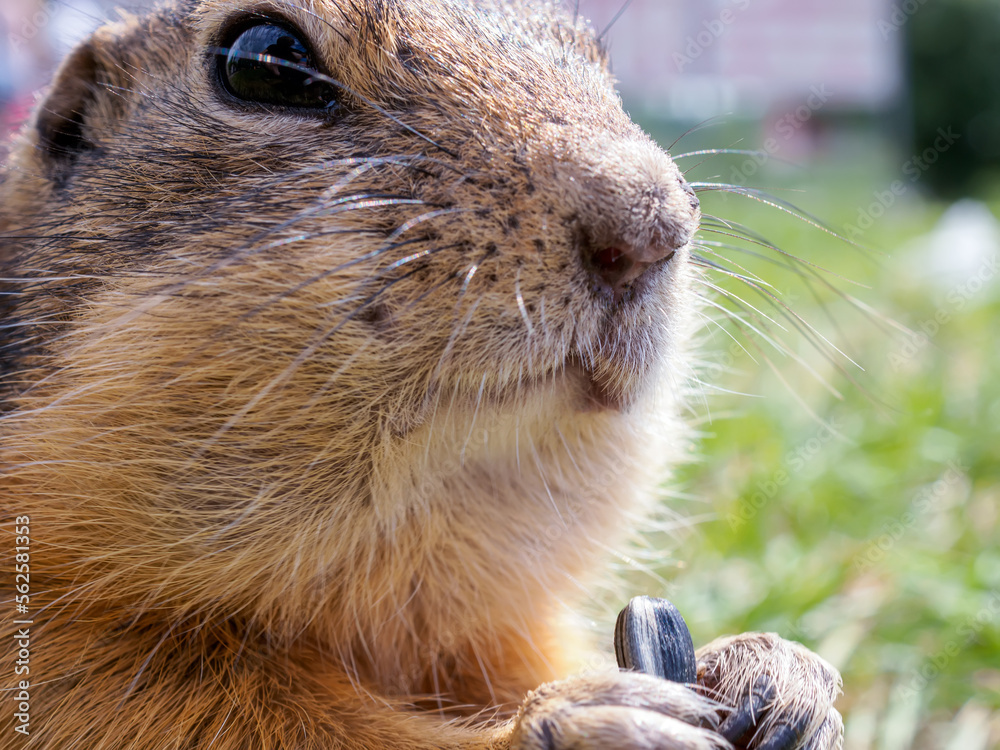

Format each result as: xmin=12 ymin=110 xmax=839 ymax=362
xmin=698 ymin=633 xmax=843 ymax=750
xmin=509 ymin=671 xmax=728 ymax=750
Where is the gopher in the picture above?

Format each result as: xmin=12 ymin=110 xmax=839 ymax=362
xmin=0 ymin=1 xmax=843 ymax=748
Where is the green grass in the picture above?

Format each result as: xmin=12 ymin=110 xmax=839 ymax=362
xmin=640 ymin=136 xmax=1000 ymax=747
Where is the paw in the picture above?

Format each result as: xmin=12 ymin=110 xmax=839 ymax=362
xmin=509 ymin=671 xmax=729 ymax=750
xmin=697 ymin=633 xmax=843 ymax=750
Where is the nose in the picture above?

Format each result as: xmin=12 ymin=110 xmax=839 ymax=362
xmin=573 ymin=145 xmax=699 ymax=303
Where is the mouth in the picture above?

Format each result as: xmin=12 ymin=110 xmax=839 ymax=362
xmin=564 ymin=356 xmax=636 ymax=413
xmin=584 ymin=373 xmax=625 ymax=411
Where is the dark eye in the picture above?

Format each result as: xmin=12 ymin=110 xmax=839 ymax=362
xmin=218 ymin=23 xmax=339 ymax=110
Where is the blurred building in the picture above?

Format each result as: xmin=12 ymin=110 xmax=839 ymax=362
xmin=4 ymin=1 xmax=904 ymax=124
xmin=579 ymin=0 xmax=903 ymax=120
xmin=2 ymin=1 xmax=910 ymax=170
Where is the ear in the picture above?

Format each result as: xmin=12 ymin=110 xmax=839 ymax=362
xmin=34 ymin=41 xmax=104 ymax=168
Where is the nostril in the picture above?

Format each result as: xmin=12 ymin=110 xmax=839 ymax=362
xmin=591 ymin=246 xmax=632 ymax=277
xmin=587 ymin=241 xmax=677 ymax=301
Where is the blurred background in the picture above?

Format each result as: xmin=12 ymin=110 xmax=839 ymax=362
xmin=2 ymin=0 xmax=998 ymax=747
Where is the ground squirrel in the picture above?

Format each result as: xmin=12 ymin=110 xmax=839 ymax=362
xmin=0 ymin=1 xmax=843 ymax=747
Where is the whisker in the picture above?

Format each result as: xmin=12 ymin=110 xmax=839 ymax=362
xmin=691 ymin=248 xmax=772 ymax=288
xmin=692 ymin=296 xmax=759 ymax=364
xmin=599 ymin=0 xmax=636 ymax=41
xmin=697 ymin=226 xmax=865 ymax=286
xmin=694 ymin=278 xmax=789 ymax=338
xmin=667 ymin=114 xmax=733 ymax=151
xmin=692 ymin=182 xmax=871 ymax=250
xmin=186 ymin=268 xmax=423 ymax=457
xmin=514 ymin=267 xmax=534 ymax=336
xmin=708 ymin=263 xmax=864 ymax=372
xmin=385 ymin=242 xmax=463 ymax=273
xmin=695 ymin=281 xmax=845 ymax=400
xmin=231 ymin=208 xmax=468 ymax=324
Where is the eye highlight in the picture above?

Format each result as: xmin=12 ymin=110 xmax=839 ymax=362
xmin=217 ymin=23 xmax=339 ymax=110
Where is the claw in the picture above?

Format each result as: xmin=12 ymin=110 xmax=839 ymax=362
xmin=718 ymin=677 xmax=774 ymax=745
xmin=756 ymin=723 xmax=804 ymax=750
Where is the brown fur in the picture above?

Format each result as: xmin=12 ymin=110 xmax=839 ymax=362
xmin=0 ymin=1 xmax=841 ymax=747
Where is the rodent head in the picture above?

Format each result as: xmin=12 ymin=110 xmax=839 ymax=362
xmin=0 ymin=0 xmax=699 ymax=642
